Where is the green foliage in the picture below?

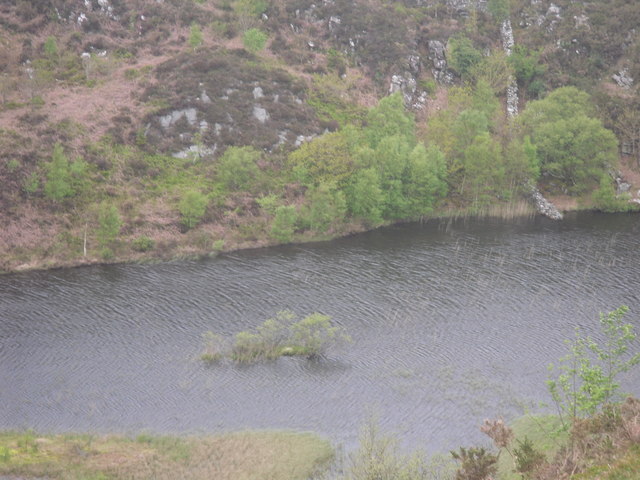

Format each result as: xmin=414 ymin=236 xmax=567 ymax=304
xmin=513 ymin=437 xmax=546 ymax=479
xmin=520 ymin=87 xmax=618 ymax=194
xmin=189 ymin=23 xmax=204 ymax=48
xmin=179 ymin=189 xmax=208 ymax=229
xmin=451 ymin=447 xmax=498 ymax=480
xmin=212 ymin=311 xmax=349 ymax=364
xmin=547 ymin=306 xmax=640 ymax=429
xmin=233 ymin=0 xmax=268 ymax=31
xmin=97 ymin=203 xmax=122 ymax=248
xmin=307 ymin=75 xmax=366 ymax=126
xmin=470 ymin=53 xmax=513 ymax=95
xmin=448 ymin=36 xmax=483 ymax=80
xmin=406 ymin=144 xmax=448 ymax=217
xmin=503 ymin=136 xmax=540 ymax=189
xmin=290 ymin=313 xmax=351 ymax=358
xmin=217 ymin=146 xmax=260 ymax=191
xmin=243 ymin=28 xmax=268 ymax=53
xmin=43 ymin=36 xmax=58 ymax=58
xmin=364 ymin=93 xmax=415 ymax=149
xmin=301 ymin=183 xmax=347 ymax=233
xmin=346 ymin=167 xmax=384 ymax=226
xmin=23 ymin=172 xmax=40 ymax=195
xmin=488 ymin=0 xmax=510 ymax=22
xmin=508 ymin=45 xmax=545 ymax=91
xmin=462 ymin=133 xmax=505 ymax=207
xmin=327 ymin=48 xmax=347 ymax=76
xmin=270 ymin=205 xmax=297 ymax=243
xmin=44 ymin=143 xmax=88 ymax=201
xmin=288 ymin=131 xmax=353 ymax=186
xmin=592 ymin=174 xmax=637 ymax=213
xmin=132 ymin=236 xmax=154 ymax=252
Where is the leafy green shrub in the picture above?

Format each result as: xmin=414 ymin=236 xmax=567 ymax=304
xmin=243 ymin=28 xmax=268 ymax=53
xmin=43 ymin=36 xmax=58 ymax=59
xmin=513 ymin=437 xmax=546 ymax=479
xmin=217 ymin=146 xmax=261 ymax=191
xmin=519 ymin=87 xmax=618 ymax=194
xmin=290 ymin=313 xmax=350 ymax=358
xmin=592 ymin=174 xmax=638 ymax=213
xmin=451 ymin=447 xmax=498 ymax=480
xmin=44 ymin=143 xmax=88 ymax=201
xmin=179 ymin=190 xmax=208 ymax=229
xmin=132 ymin=236 xmax=154 ymax=252
xmin=97 ymin=203 xmax=122 ymax=248
xmin=270 ymin=205 xmax=297 ymax=243
xmin=448 ymin=36 xmax=483 ymax=80
xmin=206 ymin=311 xmax=349 ymax=364
xmin=547 ymin=306 xmax=640 ymax=429
xmin=189 ymin=23 xmax=203 ymax=48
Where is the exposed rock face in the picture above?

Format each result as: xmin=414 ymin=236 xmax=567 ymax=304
xmin=252 ymin=105 xmax=269 ymax=123
xmin=613 ymin=69 xmax=634 ymax=89
xmin=445 ymin=0 xmax=487 ymax=17
xmin=144 ymin=50 xmax=322 ymax=155
xmin=501 ymin=19 xmax=518 ymax=117
xmin=527 ymin=183 xmax=563 ymax=220
xmin=389 ymin=73 xmax=427 ymax=110
xmin=159 ymin=108 xmax=198 ymax=129
xmin=428 ymin=40 xmax=453 ymax=84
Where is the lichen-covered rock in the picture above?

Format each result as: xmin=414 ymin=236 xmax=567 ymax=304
xmin=613 ymin=69 xmax=634 ymax=89
xmin=143 ymin=50 xmax=323 ymax=155
xmin=428 ymin=40 xmax=453 ymax=85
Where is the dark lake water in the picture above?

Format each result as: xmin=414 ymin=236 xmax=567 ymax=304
xmin=1 ymin=212 xmax=639 ymax=453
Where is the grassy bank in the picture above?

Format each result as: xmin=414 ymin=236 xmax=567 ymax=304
xmin=1 ymin=199 xmax=539 ymax=275
xmin=0 ymin=430 xmax=333 ymax=480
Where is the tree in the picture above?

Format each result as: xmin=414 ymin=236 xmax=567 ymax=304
xmin=372 ymin=134 xmax=412 ymax=219
xmin=217 ymin=146 xmax=261 ymax=191
xmin=97 ymin=202 xmax=122 ymax=248
xmin=462 ymin=133 xmax=505 ymax=206
xmin=270 ymin=205 xmax=297 ymax=243
xmin=547 ymin=306 xmax=640 ymax=429
xmin=302 ymin=183 xmax=347 ymax=233
xmin=406 ymin=144 xmax=448 ymax=217
xmin=346 ymin=167 xmax=384 ymax=226
xmin=44 ymin=143 xmax=87 ymax=201
xmin=189 ymin=23 xmax=203 ymax=49
xmin=364 ymin=93 xmax=415 ymax=149
xmin=470 ymin=52 xmax=513 ymax=95
xmin=288 ymin=131 xmax=353 ymax=186
xmin=179 ymin=189 xmax=208 ymax=229
xmin=448 ymin=36 xmax=483 ymax=80
xmin=520 ymin=87 xmax=618 ymax=193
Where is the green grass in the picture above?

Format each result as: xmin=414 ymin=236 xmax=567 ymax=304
xmin=0 ymin=430 xmax=334 ymax=480
xmin=496 ymin=415 xmax=567 ymax=480
xmin=574 ymin=444 xmax=640 ymax=480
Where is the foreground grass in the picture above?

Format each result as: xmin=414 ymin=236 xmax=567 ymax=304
xmin=496 ymin=415 xmax=567 ymax=480
xmin=495 ymin=414 xmax=640 ymax=480
xmin=0 ymin=430 xmax=334 ymax=480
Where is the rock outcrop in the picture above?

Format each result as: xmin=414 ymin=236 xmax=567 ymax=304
xmin=527 ymin=183 xmax=563 ymax=220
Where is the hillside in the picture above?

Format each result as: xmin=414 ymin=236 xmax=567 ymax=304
xmin=1 ymin=0 xmax=639 ymax=272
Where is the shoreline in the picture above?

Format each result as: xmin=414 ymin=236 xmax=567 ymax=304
xmin=1 ymin=199 xmax=602 ymax=276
